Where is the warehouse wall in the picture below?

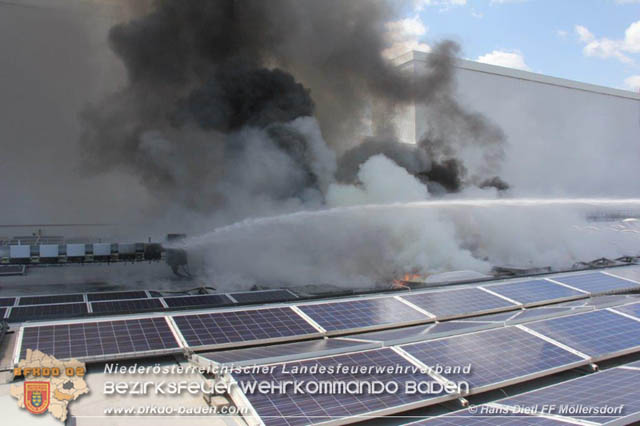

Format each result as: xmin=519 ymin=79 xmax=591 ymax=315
xmin=395 ymin=51 xmax=640 ymax=197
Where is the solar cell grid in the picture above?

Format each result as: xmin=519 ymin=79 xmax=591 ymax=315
xmin=19 ymin=317 xmax=180 ymax=360
xmin=163 ymin=294 xmax=233 ymax=309
xmin=90 ymin=298 xmax=164 ymax=315
xmin=9 ymin=303 xmax=88 ymax=322
xmin=523 ymin=309 xmax=640 ymax=359
xmin=230 ymin=290 xmax=298 ymax=304
xmin=551 ymin=272 xmax=640 ymax=294
xmin=173 ymin=307 xmax=319 ymax=349
xmin=297 ymin=297 xmax=430 ymax=332
xmin=86 ymin=291 xmax=149 ymax=302
xmin=0 ymin=297 xmax=15 ymax=307
xmin=400 ymin=288 xmax=517 ymax=319
xmin=486 ymin=280 xmax=585 ymax=305
xmin=19 ymin=294 xmax=85 ymax=306
xmin=234 ymin=348 xmax=449 ymax=426
xmin=496 ymin=367 xmax=640 ymax=424
xmin=402 ymin=327 xmax=585 ymax=391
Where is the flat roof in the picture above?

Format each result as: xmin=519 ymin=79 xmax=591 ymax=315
xmin=393 ymin=50 xmax=640 ymax=101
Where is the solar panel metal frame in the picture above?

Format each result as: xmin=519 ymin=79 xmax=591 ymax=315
xmin=170 ymin=305 xmax=324 ymax=351
xmin=521 ymin=308 xmax=640 ymax=362
xmin=296 ymin=295 xmax=433 ymax=336
xmin=13 ymin=314 xmax=185 ymax=364
xmin=398 ymin=287 xmax=521 ymax=321
xmin=191 ymin=337 xmax=382 ymax=368
xmin=399 ymin=326 xmax=590 ymax=397
xmin=506 ymin=306 xmax=593 ymax=325
xmin=227 ymin=347 xmax=459 ymax=426
xmin=487 ymin=367 xmax=640 ymax=426
xmin=482 ymin=279 xmax=588 ymax=308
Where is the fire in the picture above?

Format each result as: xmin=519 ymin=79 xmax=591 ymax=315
xmin=392 ymin=273 xmax=423 ymax=289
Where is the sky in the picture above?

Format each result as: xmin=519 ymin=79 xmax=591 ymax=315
xmin=387 ymin=0 xmax=640 ymax=92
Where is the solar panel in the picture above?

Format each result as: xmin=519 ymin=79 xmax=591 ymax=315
xmin=9 ymin=303 xmax=88 ymax=322
xmin=508 ymin=307 xmax=583 ymax=323
xmin=86 ymin=291 xmax=149 ymax=302
xmin=18 ymin=317 xmax=181 ymax=361
xmin=401 ymin=327 xmax=586 ymax=392
xmin=408 ymin=409 xmax=572 ymax=425
xmin=163 ymin=294 xmax=233 ymax=309
xmin=495 ymin=367 xmax=640 ymax=425
xmin=462 ymin=311 xmax=520 ymax=322
xmin=586 ymin=294 xmax=640 ymax=308
xmin=18 ymin=294 xmax=85 ymax=306
xmin=0 ymin=297 xmax=16 ymax=307
xmin=297 ymin=298 xmax=430 ymax=333
xmin=352 ymin=321 xmax=499 ymax=345
xmin=610 ymin=301 xmax=640 ymax=319
xmin=172 ymin=307 xmax=320 ymax=350
xmin=90 ymin=299 xmax=165 ymax=315
xmin=197 ymin=338 xmax=379 ymax=366
xmin=550 ymin=272 xmax=640 ymax=294
xmin=623 ymin=360 xmax=640 ymax=369
xmin=232 ymin=348 xmax=452 ymax=426
xmin=229 ymin=289 xmax=298 ymax=304
xmin=523 ymin=309 xmax=640 ymax=360
xmin=485 ymin=280 xmax=585 ymax=306
xmin=401 ymin=288 xmax=518 ymax=320
xmin=0 ymin=307 xmax=6 ymax=319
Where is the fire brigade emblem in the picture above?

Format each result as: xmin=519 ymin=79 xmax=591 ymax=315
xmin=24 ymin=381 xmax=50 ymax=414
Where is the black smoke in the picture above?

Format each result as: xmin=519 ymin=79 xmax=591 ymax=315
xmin=80 ymin=0 xmax=509 ymax=219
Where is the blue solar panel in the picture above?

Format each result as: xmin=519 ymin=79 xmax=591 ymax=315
xmin=9 ymin=303 xmax=88 ymax=322
xmin=172 ymin=307 xmax=319 ymax=349
xmin=508 ymin=307 xmax=581 ymax=323
xmin=19 ymin=294 xmax=85 ymax=306
xmin=198 ymin=338 xmax=378 ymax=366
xmin=163 ymin=294 xmax=233 ymax=309
xmin=0 ymin=297 xmax=15 ymax=307
xmin=610 ymin=301 xmax=640 ymax=319
xmin=86 ymin=291 xmax=149 ymax=302
xmin=524 ymin=309 xmax=640 ymax=359
xmin=496 ymin=367 xmax=640 ymax=424
xmin=402 ymin=327 xmax=585 ymax=391
xmin=233 ymin=348 xmax=451 ymax=426
xmin=486 ymin=280 xmax=585 ymax=305
xmin=401 ymin=288 xmax=518 ymax=319
xmin=297 ymin=297 xmax=430 ymax=332
xmin=90 ymin=298 xmax=164 ymax=315
xmin=19 ymin=318 xmax=181 ymax=361
xmin=551 ymin=272 xmax=639 ymax=294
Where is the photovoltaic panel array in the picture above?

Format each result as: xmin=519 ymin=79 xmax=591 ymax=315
xmin=352 ymin=321 xmax=496 ymax=345
xmin=19 ymin=317 xmax=181 ymax=361
xmin=297 ymin=298 xmax=430 ymax=333
xmin=86 ymin=290 xmax=149 ymax=302
xmin=163 ymin=294 xmax=233 ymax=309
xmin=18 ymin=294 xmax=84 ymax=306
xmin=230 ymin=290 xmax=298 ymax=304
xmin=90 ymin=298 xmax=165 ymax=315
xmin=401 ymin=327 xmax=586 ymax=391
xmin=233 ymin=348 xmax=450 ymax=426
xmin=523 ymin=309 xmax=640 ymax=359
xmin=551 ymin=272 xmax=640 ymax=294
xmin=172 ymin=307 xmax=320 ymax=349
xmin=198 ymin=338 xmax=378 ymax=366
xmin=485 ymin=280 xmax=585 ymax=306
xmin=400 ymin=288 xmax=517 ymax=319
xmin=495 ymin=367 xmax=640 ymax=425
xmin=9 ymin=303 xmax=88 ymax=322
xmin=0 ymin=297 xmax=16 ymax=307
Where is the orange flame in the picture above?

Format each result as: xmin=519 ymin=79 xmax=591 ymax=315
xmin=392 ymin=273 xmax=423 ymax=289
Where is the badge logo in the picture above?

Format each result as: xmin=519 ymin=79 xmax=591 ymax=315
xmin=24 ymin=381 xmax=50 ymax=414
